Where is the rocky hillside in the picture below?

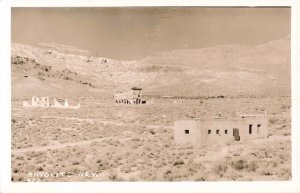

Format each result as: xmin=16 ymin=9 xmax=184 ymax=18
xmin=11 ymin=37 xmax=290 ymax=98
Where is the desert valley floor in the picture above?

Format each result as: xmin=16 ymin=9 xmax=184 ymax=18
xmin=11 ymin=96 xmax=291 ymax=181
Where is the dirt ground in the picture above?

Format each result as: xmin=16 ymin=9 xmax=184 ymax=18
xmin=11 ymin=96 xmax=291 ymax=181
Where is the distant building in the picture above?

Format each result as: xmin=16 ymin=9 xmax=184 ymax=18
xmin=174 ymin=113 xmax=268 ymax=146
xmin=23 ymin=96 xmax=80 ymax=109
xmin=30 ymin=96 xmax=50 ymax=107
xmin=53 ymin=98 xmax=69 ymax=108
xmin=174 ymin=99 xmax=185 ymax=104
xmin=114 ymin=87 xmax=146 ymax=104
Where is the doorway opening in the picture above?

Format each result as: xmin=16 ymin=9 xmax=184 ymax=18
xmin=233 ymin=128 xmax=240 ymax=141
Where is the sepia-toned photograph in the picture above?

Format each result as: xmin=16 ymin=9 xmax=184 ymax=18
xmin=11 ymin=7 xmax=291 ymax=182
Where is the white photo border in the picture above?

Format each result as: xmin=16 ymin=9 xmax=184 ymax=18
xmin=1 ymin=0 xmax=299 ymax=193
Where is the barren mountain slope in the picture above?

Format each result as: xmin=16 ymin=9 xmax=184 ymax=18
xmin=136 ymin=36 xmax=290 ymax=96
xmin=11 ymin=43 xmax=130 ymax=98
xmin=11 ymin=37 xmax=290 ymax=98
xmin=11 ymin=55 xmax=98 ymax=98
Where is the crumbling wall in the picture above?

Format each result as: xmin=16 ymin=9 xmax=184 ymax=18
xmin=22 ymin=101 xmax=29 ymax=107
xmin=114 ymin=89 xmax=143 ymax=104
xmin=54 ymin=98 xmax=69 ymax=108
xmin=23 ymin=97 xmax=80 ymax=109
xmin=31 ymin=96 xmax=50 ymax=107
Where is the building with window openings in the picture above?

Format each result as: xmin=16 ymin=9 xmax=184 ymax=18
xmin=173 ymin=113 xmax=268 ymax=146
xmin=114 ymin=87 xmax=146 ymax=104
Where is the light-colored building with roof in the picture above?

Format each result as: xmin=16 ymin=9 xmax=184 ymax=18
xmin=174 ymin=113 xmax=268 ymax=146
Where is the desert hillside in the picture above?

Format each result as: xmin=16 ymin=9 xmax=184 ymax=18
xmin=11 ymin=36 xmax=290 ymax=98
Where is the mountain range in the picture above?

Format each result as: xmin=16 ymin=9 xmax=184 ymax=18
xmin=11 ymin=36 xmax=290 ymax=99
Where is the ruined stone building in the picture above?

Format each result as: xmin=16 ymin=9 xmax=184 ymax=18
xmin=54 ymin=98 xmax=69 ymax=108
xmin=23 ymin=96 xmax=80 ymax=109
xmin=174 ymin=113 xmax=268 ymax=146
xmin=32 ymin=96 xmax=50 ymax=107
xmin=114 ymin=87 xmax=146 ymax=104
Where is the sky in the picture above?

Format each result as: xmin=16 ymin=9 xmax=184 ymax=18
xmin=12 ymin=7 xmax=290 ymax=60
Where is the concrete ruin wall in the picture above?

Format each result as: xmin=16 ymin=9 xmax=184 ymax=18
xmin=174 ymin=114 xmax=268 ymax=146
xmin=23 ymin=97 xmax=80 ymax=109
xmin=54 ymin=98 xmax=69 ymax=108
xmin=31 ymin=96 xmax=50 ymax=107
xmin=22 ymin=101 xmax=29 ymax=107
xmin=114 ymin=89 xmax=144 ymax=104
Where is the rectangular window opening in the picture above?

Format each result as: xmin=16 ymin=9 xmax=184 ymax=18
xmin=185 ymin=130 xmax=189 ymax=134
xmin=208 ymin=130 xmax=211 ymax=134
xmin=249 ymin=124 xmax=252 ymax=134
xmin=225 ymin=130 xmax=228 ymax=134
xmin=216 ymin=130 xmax=219 ymax=134
xmin=257 ymin=124 xmax=261 ymax=134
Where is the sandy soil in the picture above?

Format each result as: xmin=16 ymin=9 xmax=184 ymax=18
xmin=11 ymin=96 xmax=291 ymax=181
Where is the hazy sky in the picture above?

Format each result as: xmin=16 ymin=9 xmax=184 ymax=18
xmin=12 ymin=7 xmax=290 ymax=60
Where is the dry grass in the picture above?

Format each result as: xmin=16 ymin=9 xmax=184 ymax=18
xmin=11 ymin=96 xmax=291 ymax=181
